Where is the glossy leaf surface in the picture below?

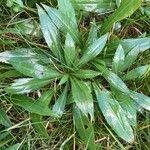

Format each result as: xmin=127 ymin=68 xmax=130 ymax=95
xmin=94 ymin=85 xmax=134 ymax=143
xmin=101 ymin=0 xmax=141 ymax=34
xmin=71 ymin=78 xmax=94 ymax=119
xmin=6 ymin=78 xmax=52 ymax=94
xmin=78 ymin=33 xmax=108 ymax=67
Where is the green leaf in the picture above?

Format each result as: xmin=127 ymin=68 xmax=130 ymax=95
xmin=6 ymin=78 xmax=52 ymax=94
xmin=0 ymin=48 xmax=49 ymax=64
xmin=112 ymin=44 xmax=125 ymax=73
xmin=130 ymin=91 xmax=150 ymax=111
xmin=0 ymin=70 xmax=22 ymax=81
xmin=37 ymin=4 xmax=62 ymax=59
xmin=42 ymin=2 xmax=82 ymax=47
xmin=37 ymin=90 xmax=54 ymax=106
xmin=5 ymin=143 xmax=20 ymax=150
xmin=52 ymin=85 xmax=68 ymax=117
xmin=120 ymin=37 xmax=150 ymax=53
xmin=86 ymin=20 xmax=98 ymax=48
xmin=121 ymin=46 xmax=142 ymax=71
xmin=73 ymin=106 xmax=96 ymax=150
xmin=10 ymin=94 xmax=56 ymax=116
xmin=58 ymin=74 xmax=69 ymax=86
xmin=115 ymin=93 xmax=137 ymax=126
xmin=64 ymin=33 xmax=76 ymax=67
xmin=101 ymin=0 xmax=141 ymax=34
xmin=58 ymin=0 xmax=81 ymax=45
xmin=0 ymin=108 xmax=12 ymax=128
xmin=94 ymin=84 xmax=134 ymax=143
xmin=94 ymin=64 xmax=130 ymax=94
xmin=122 ymin=65 xmax=149 ymax=81
xmin=72 ymin=0 xmax=116 ymax=14
xmin=71 ymin=78 xmax=94 ymax=120
xmin=78 ymin=33 xmax=108 ymax=67
xmin=31 ymin=113 xmax=49 ymax=139
xmin=0 ymin=49 xmax=61 ymax=79
xmin=73 ymin=69 xmax=100 ymax=79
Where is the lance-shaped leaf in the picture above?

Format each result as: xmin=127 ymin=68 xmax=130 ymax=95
xmin=10 ymin=94 xmax=56 ymax=116
xmin=58 ymin=74 xmax=69 ymax=86
xmin=86 ymin=20 xmax=98 ymax=48
xmin=64 ymin=33 xmax=76 ymax=67
xmin=0 ymin=108 xmax=12 ymax=128
xmin=94 ymin=84 xmax=134 ymax=143
xmin=130 ymin=91 xmax=150 ymax=111
xmin=73 ymin=69 xmax=100 ymax=79
xmin=72 ymin=0 xmax=116 ymax=14
xmin=0 ymin=49 xmax=61 ymax=79
xmin=122 ymin=65 xmax=149 ymax=81
xmin=73 ymin=106 xmax=96 ymax=150
xmin=115 ymin=93 xmax=137 ymax=126
xmin=58 ymin=0 xmax=81 ymax=45
xmin=101 ymin=0 xmax=141 ymax=34
xmin=42 ymin=2 xmax=82 ymax=47
xmin=37 ymin=5 xmax=62 ymax=59
xmin=120 ymin=37 xmax=150 ymax=53
xmin=121 ymin=46 xmax=142 ymax=71
xmin=112 ymin=44 xmax=125 ymax=73
xmin=94 ymin=64 xmax=130 ymax=94
xmin=71 ymin=78 xmax=94 ymax=120
xmin=31 ymin=113 xmax=49 ymax=139
xmin=52 ymin=85 xmax=68 ymax=117
xmin=6 ymin=78 xmax=52 ymax=94
xmin=0 ymin=48 xmax=37 ymax=64
xmin=78 ymin=33 xmax=108 ymax=67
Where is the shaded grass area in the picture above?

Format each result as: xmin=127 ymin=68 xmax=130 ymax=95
xmin=0 ymin=0 xmax=150 ymax=149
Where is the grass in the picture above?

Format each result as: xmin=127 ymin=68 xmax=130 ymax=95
xmin=0 ymin=0 xmax=150 ymax=149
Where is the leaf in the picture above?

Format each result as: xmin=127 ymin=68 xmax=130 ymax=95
xmin=38 ymin=90 xmax=54 ymax=106
xmin=94 ymin=84 xmax=134 ymax=143
xmin=0 ymin=48 xmax=49 ymax=64
xmin=58 ymin=0 xmax=81 ymax=45
xmin=58 ymin=74 xmax=69 ymax=85
xmin=0 ymin=70 xmax=22 ymax=80
xmin=0 ymin=108 xmax=12 ymax=128
xmin=73 ymin=106 xmax=96 ymax=150
xmin=52 ymin=85 xmax=68 ymax=117
xmin=5 ymin=143 xmax=20 ymax=150
xmin=0 ymin=49 xmax=61 ymax=79
xmin=115 ymin=93 xmax=137 ymax=126
xmin=6 ymin=78 xmax=52 ymax=94
xmin=64 ymin=33 xmax=76 ymax=67
xmin=121 ymin=46 xmax=141 ymax=71
xmin=42 ymin=3 xmax=82 ymax=47
xmin=31 ymin=113 xmax=49 ymax=139
xmin=94 ymin=64 xmax=130 ymax=94
xmin=86 ymin=20 xmax=98 ymax=48
xmin=71 ymin=78 xmax=94 ymax=120
xmin=130 ymin=91 xmax=150 ymax=111
xmin=10 ymin=94 xmax=56 ymax=116
xmin=101 ymin=0 xmax=141 ymax=34
xmin=37 ymin=4 xmax=62 ymax=59
xmin=123 ymin=65 xmax=149 ymax=80
xmin=112 ymin=44 xmax=125 ymax=73
xmin=78 ymin=33 xmax=108 ymax=67
xmin=120 ymin=37 xmax=150 ymax=53
xmin=72 ymin=0 xmax=116 ymax=14
xmin=73 ymin=69 xmax=100 ymax=79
